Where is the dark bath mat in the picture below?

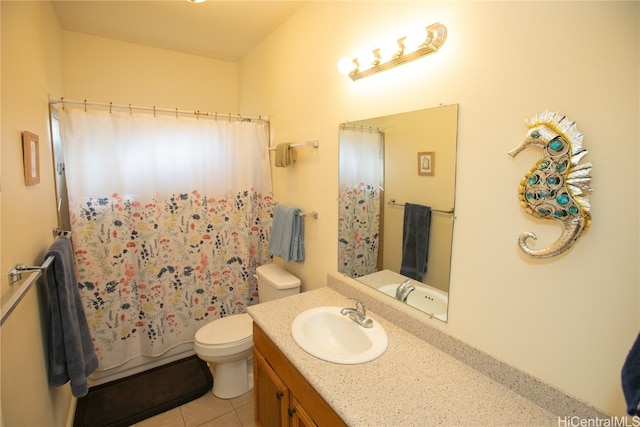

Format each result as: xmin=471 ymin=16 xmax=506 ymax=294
xmin=73 ymin=355 xmax=213 ymax=427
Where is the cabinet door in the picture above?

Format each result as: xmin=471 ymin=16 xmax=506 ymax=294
xmin=289 ymin=396 xmax=317 ymax=427
xmin=254 ymin=348 xmax=289 ymax=427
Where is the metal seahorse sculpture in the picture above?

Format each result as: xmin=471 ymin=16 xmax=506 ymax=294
xmin=508 ymin=111 xmax=592 ymax=259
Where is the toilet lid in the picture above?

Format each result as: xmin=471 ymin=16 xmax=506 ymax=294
xmin=195 ymin=313 xmax=253 ymax=345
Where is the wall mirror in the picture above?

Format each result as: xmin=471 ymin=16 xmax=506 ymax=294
xmin=338 ymin=104 xmax=459 ymax=322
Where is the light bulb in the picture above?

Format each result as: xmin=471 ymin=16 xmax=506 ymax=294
xmin=337 ymin=57 xmax=357 ymax=75
xmin=378 ymin=39 xmax=402 ymax=61
xmin=404 ymin=27 xmax=429 ymax=52
xmin=357 ymin=50 xmax=376 ymax=71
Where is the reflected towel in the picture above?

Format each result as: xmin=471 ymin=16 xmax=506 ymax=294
xmin=622 ymin=332 xmax=640 ymax=415
xmin=269 ymin=204 xmax=305 ymax=263
xmin=46 ymin=237 xmax=98 ymax=398
xmin=399 ymin=203 xmax=431 ymax=281
xmin=275 ymin=143 xmax=297 ymax=167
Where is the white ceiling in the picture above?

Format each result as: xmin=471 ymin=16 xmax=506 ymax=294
xmin=51 ymin=1 xmax=306 ymax=62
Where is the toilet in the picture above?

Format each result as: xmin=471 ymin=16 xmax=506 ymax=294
xmin=194 ymin=263 xmax=301 ymax=399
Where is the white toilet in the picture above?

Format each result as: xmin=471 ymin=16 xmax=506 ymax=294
xmin=194 ymin=263 xmax=301 ymax=399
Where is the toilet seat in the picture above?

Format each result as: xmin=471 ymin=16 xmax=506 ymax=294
xmin=194 ymin=313 xmax=253 ymax=358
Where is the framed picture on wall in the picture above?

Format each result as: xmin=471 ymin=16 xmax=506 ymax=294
xmin=418 ymin=151 xmax=434 ymax=176
xmin=22 ymin=131 xmax=40 ymax=186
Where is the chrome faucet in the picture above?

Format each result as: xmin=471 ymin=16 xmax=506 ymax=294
xmin=395 ymin=279 xmax=415 ymax=303
xmin=340 ymin=298 xmax=373 ymax=328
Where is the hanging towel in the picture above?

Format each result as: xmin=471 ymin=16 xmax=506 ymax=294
xmin=269 ymin=204 xmax=305 ymax=263
xmin=399 ymin=203 xmax=432 ymax=281
xmin=45 ymin=237 xmax=98 ymax=398
xmin=622 ymin=332 xmax=640 ymax=415
xmin=275 ymin=143 xmax=297 ymax=167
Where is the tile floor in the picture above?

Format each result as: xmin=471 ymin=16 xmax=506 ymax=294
xmin=131 ymin=389 xmax=255 ymax=427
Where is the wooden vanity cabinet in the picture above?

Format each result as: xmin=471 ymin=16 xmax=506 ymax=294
xmin=253 ymin=323 xmax=347 ymax=427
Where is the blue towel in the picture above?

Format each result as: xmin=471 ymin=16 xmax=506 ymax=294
xmin=269 ymin=205 xmax=305 ymax=263
xmin=399 ymin=203 xmax=431 ymax=281
xmin=622 ymin=332 xmax=640 ymax=415
xmin=45 ymin=237 xmax=98 ymax=398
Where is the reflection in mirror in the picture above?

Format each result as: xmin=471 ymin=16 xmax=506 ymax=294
xmin=338 ymin=104 xmax=459 ymax=321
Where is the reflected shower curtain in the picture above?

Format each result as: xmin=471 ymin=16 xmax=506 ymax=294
xmin=338 ymin=128 xmax=383 ymax=277
xmin=58 ymin=107 xmax=273 ymax=370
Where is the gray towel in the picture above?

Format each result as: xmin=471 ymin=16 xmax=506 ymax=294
xmin=269 ymin=205 xmax=305 ymax=263
xmin=46 ymin=237 xmax=98 ymax=398
xmin=622 ymin=332 xmax=640 ymax=415
xmin=399 ymin=203 xmax=431 ymax=281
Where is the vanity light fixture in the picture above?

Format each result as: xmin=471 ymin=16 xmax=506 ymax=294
xmin=338 ymin=22 xmax=447 ymax=81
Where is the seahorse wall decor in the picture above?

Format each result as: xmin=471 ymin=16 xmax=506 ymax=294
xmin=508 ymin=110 xmax=592 ymax=259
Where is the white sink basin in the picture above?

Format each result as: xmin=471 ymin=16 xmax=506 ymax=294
xmin=379 ymin=284 xmax=448 ymax=321
xmin=291 ymin=306 xmax=388 ymax=364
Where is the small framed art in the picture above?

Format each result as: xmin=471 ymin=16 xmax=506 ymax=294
xmin=22 ymin=131 xmax=40 ymax=186
xmin=418 ymin=151 xmax=434 ymax=176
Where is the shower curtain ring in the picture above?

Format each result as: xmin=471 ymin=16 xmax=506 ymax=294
xmin=109 ymin=102 xmax=113 ymax=114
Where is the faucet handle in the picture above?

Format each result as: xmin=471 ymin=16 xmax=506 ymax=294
xmin=347 ymin=298 xmax=366 ymax=314
xmin=343 ymin=298 xmax=373 ymax=328
xmin=396 ymin=279 xmax=410 ymax=299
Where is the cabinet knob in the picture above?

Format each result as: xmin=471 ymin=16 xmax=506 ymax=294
xmin=288 ymin=408 xmax=296 ymax=418
xmin=276 ymin=391 xmax=284 ymax=400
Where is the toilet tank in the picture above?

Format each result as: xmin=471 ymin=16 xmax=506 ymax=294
xmin=256 ymin=264 xmax=301 ymax=303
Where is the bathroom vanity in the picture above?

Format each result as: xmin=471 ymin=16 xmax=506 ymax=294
xmin=247 ymin=286 xmax=571 ymax=426
xmin=253 ymin=323 xmax=346 ymax=426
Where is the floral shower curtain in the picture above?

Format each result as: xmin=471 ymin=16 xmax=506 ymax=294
xmin=338 ymin=128 xmax=383 ymax=277
xmin=57 ymin=107 xmax=273 ymax=370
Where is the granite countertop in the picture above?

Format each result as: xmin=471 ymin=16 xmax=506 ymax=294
xmin=247 ymin=287 xmax=558 ymax=427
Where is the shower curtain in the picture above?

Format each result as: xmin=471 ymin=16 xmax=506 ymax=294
xmin=338 ymin=128 xmax=383 ymax=277
xmin=57 ymin=107 xmax=273 ymax=370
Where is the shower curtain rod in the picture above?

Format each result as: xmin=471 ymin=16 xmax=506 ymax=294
xmin=340 ymin=123 xmax=383 ymax=133
xmin=49 ymin=98 xmax=268 ymax=123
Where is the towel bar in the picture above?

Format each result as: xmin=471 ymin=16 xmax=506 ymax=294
xmin=388 ymin=199 xmax=454 ymax=215
xmin=299 ymin=211 xmax=319 ymax=219
xmin=268 ymin=140 xmax=319 ymax=151
xmin=8 ymin=256 xmax=55 ymax=285
xmin=1 ymin=255 xmax=55 ymax=326
xmin=273 ymin=202 xmax=318 ymax=220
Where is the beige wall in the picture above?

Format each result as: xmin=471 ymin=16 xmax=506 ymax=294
xmin=239 ymin=1 xmax=639 ymax=417
xmin=1 ymin=2 xmax=70 ymax=426
xmin=0 ymin=4 xmax=240 ymax=426
xmin=1 ymin=0 xmax=638 ymax=423
xmin=61 ymin=31 xmax=239 ymax=112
